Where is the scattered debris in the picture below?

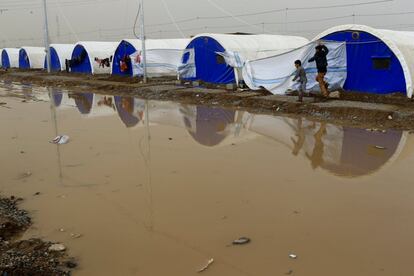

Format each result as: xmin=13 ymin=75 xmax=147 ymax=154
xmin=168 ymin=137 xmax=173 ymax=141
xmin=20 ymin=150 xmax=25 ymax=154
xmin=33 ymin=192 xmax=41 ymax=196
xmin=70 ymin=233 xmax=82 ymax=239
xmin=198 ymin=258 xmax=214 ymax=273
xmin=374 ymin=145 xmax=386 ymax=150
xmin=232 ymin=237 xmax=251 ymax=245
xmin=50 ymin=135 xmax=70 ymax=145
xmin=388 ymin=115 xmax=393 ymax=120
xmin=289 ymin=254 xmax=298 ymax=259
xmin=285 ymin=269 xmax=294 ymax=275
xmin=48 ymin=243 xmax=66 ymax=252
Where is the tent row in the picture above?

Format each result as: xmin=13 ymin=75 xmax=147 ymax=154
xmin=2 ymin=24 xmax=414 ymax=97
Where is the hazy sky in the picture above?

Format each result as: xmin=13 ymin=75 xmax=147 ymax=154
xmin=0 ymin=0 xmax=413 ymax=47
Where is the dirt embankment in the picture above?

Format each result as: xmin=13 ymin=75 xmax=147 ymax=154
xmin=0 ymin=195 xmax=76 ymax=275
xmin=2 ymin=69 xmax=414 ymax=130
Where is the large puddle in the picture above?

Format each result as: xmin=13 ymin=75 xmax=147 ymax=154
xmin=1 ymin=82 xmax=414 ymax=275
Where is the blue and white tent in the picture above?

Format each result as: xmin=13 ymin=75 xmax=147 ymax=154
xmin=44 ymin=44 xmax=75 ymax=71
xmin=1 ymin=48 xmax=19 ymax=68
xmin=19 ymin=47 xmax=46 ymax=69
xmin=70 ymin=42 xmax=118 ymax=74
xmin=314 ymin=24 xmax=414 ymax=97
xmin=111 ymin=39 xmax=190 ymax=77
xmin=180 ymin=33 xmax=309 ymax=84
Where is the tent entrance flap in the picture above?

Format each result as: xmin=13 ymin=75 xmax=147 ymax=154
xmin=323 ymin=31 xmax=406 ymax=94
xmin=70 ymin=45 xmax=92 ymax=73
xmin=185 ymin=36 xmax=236 ymax=84
xmin=45 ymin=47 xmax=62 ymax=72
xmin=2 ymin=51 xmax=10 ymax=68
xmin=112 ymin=41 xmax=136 ymax=76
xmin=19 ymin=49 xmax=31 ymax=69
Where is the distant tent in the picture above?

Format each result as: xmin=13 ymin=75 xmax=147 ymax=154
xmin=70 ymin=42 xmax=118 ymax=74
xmin=181 ymin=33 xmax=309 ymax=84
xmin=19 ymin=47 xmax=46 ymax=69
xmin=44 ymin=44 xmax=75 ymax=72
xmin=314 ymin=24 xmax=414 ymax=97
xmin=2 ymin=48 xmax=21 ymax=69
xmin=111 ymin=39 xmax=190 ymax=77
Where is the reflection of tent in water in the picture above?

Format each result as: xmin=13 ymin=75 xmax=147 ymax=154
xmin=247 ymin=115 xmax=407 ymax=177
xmin=70 ymin=93 xmax=94 ymax=114
xmin=181 ymin=106 xmax=237 ymax=147
xmin=48 ymin=90 xmax=75 ymax=109
xmin=114 ymin=96 xmax=145 ymax=128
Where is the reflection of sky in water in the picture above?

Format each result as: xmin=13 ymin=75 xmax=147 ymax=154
xmin=16 ymin=89 xmax=408 ymax=178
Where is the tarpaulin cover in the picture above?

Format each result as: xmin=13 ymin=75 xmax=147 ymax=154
xmin=19 ymin=47 xmax=46 ymax=69
xmin=182 ymin=33 xmax=309 ymax=84
xmin=243 ymin=41 xmax=347 ymax=94
xmin=130 ymin=48 xmax=193 ymax=77
xmin=111 ymin=39 xmax=190 ymax=76
xmin=1 ymin=48 xmax=20 ymax=68
xmin=314 ymin=25 xmax=414 ymax=97
xmin=45 ymin=44 xmax=75 ymax=71
xmin=71 ymin=42 xmax=118 ymax=74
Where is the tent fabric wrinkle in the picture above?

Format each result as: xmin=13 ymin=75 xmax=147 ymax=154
xmin=111 ymin=39 xmax=190 ymax=76
xmin=183 ymin=33 xmax=309 ymax=84
xmin=130 ymin=48 xmax=193 ymax=78
xmin=243 ymin=41 xmax=347 ymax=95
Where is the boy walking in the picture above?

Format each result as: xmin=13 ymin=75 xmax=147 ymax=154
xmin=309 ymin=42 xmax=330 ymax=97
xmin=292 ymin=60 xmax=307 ymax=102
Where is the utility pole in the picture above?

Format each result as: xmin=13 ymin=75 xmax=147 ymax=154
xmin=140 ymin=0 xmax=148 ymax=83
xmin=42 ymin=0 xmax=52 ymax=73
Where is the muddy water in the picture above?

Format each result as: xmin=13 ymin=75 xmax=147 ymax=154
xmin=1 ymin=83 xmax=414 ymax=276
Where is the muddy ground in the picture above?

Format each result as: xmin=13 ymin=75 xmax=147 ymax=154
xmin=0 ymin=195 xmax=76 ymax=275
xmin=1 ymin=69 xmax=414 ymax=130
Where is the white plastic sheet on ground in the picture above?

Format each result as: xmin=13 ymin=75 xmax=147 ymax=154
xmin=130 ymin=49 xmax=193 ymax=78
xmin=242 ymin=41 xmax=347 ymax=95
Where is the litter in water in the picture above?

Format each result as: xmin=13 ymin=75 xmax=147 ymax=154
xmin=232 ymin=237 xmax=251 ymax=245
xmin=197 ymin=258 xmax=214 ymax=273
xmin=289 ymin=254 xmax=297 ymax=259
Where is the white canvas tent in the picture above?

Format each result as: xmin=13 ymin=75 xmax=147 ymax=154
xmin=70 ymin=42 xmax=118 ymax=74
xmin=242 ymin=41 xmax=347 ymax=94
xmin=19 ymin=47 xmax=46 ymax=69
xmin=180 ymin=33 xmax=309 ymax=84
xmin=111 ymin=38 xmax=190 ymax=77
xmin=314 ymin=24 xmax=414 ymax=97
xmin=1 ymin=48 xmax=20 ymax=68
xmin=48 ymin=44 xmax=76 ymax=71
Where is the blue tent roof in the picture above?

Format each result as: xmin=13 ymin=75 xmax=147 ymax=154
xmin=185 ymin=36 xmax=235 ymax=84
xmin=112 ymin=40 xmax=136 ymax=76
xmin=322 ymin=30 xmax=406 ymax=95
xmin=19 ymin=49 xmax=31 ymax=69
xmin=70 ymin=45 xmax=92 ymax=74
xmin=1 ymin=50 xmax=10 ymax=68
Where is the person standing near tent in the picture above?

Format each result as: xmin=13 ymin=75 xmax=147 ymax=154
xmin=292 ymin=60 xmax=307 ymax=102
xmin=309 ymin=42 xmax=329 ymax=97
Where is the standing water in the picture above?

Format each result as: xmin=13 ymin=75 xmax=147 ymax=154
xmin=1 ymin=82 xmax=414 ymax=275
